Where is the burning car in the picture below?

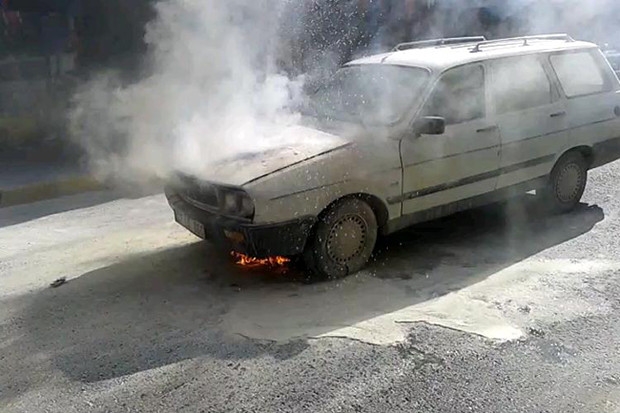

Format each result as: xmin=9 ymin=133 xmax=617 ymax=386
xmin=166 ymin=34 xmax=620 ymax=280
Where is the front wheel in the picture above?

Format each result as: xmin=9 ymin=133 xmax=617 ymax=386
xmin=303 ymin=198 xmax=378 ymax=281
xmin=541 ymin=152 xmax=588 ymax=214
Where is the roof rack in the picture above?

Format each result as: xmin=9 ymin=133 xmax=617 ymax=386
xmin=470 ymin=34 xmax=575 ymax=53
xmin=393 ymin=36 xmax=487 ymax=52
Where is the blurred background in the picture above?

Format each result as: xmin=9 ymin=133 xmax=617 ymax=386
xmin=0 ymin=0 xmax=618 ymax=159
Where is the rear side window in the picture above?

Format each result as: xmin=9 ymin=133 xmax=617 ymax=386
xmin=492 ymin=56 xmax=552 ymax=114
xmin=550 ymin=51 xmax=613 ymax=97
xmin=424 ymin=65 xmax=485 ymax=125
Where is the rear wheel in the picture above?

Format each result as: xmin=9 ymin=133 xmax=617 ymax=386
xmin=541 ymin=152 xmax=588 ymax=214
xmin=303 ymin=198 xmax=378 ymax=281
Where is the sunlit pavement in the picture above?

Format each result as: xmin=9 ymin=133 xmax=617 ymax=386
xmin=1 ymin=162 xmax=620 ymax=412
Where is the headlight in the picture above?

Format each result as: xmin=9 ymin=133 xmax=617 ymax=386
xmin=219 ymin=189 xmax=255 ymax=218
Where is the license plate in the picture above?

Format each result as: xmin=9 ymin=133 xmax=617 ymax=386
xmin=175 ymin=212 xmax=206 ymax=239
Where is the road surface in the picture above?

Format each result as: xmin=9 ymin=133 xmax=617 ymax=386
xmin=1 ymin=161 xmax=620 ymax=412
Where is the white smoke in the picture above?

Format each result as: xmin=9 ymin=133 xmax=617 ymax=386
xmin=70 ymin=0 xmax=304 ymax=185
xmin=70 ymin=0 xmax=620 ymax=187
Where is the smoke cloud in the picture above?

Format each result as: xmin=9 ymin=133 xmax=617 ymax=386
xmin=70 ymin=0 xmax=620 ymax=187
xmin=70 ymin=0 xmax=304 ymax=185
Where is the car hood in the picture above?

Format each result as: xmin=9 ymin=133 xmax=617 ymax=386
xmin=187 ymin=125 xmax=352 ymax=186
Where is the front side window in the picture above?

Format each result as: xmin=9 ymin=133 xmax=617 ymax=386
xmin=492 ymin=56 xmax=552 ymax=114
xmin=424 ymin=65 xmax=485 ymax=125
xmin=550 ymin=51 xmax=613 ymax=97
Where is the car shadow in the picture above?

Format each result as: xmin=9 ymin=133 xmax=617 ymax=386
xmin=369 ymin=197 xmax=592 ymax=290
xmin=1 ymin=197 xmax=605 ymax=401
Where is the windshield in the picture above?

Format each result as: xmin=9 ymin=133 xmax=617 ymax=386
xmin=305 ymin=65 xmax=430 ymax=126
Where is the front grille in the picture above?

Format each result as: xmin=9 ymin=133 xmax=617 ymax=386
xmin=177 ymin=173 xmax=219 ymax=209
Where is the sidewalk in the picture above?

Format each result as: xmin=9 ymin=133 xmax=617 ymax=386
xmin=0 ymin=145 xmax=104 ymax=208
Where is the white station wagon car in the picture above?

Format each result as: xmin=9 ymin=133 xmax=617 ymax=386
xmin=166 ymin=34 xmax=620 ymax=280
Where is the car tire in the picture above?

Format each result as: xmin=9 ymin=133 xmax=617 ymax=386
xmin=541 ymin=151 xmax=588 ymax=214
xmin=303 ymin=198 xmax=378 ymax=281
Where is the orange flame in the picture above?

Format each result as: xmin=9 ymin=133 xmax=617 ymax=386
xmin=231 ymin=251 xmax=291 ymax=268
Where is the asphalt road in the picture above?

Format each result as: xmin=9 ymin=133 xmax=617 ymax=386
xmin=1 ymin=161 xmax=620 ymax=413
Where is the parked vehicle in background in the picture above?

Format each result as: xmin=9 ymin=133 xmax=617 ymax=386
xmin=166 ymin=34 xmax=620 ymax=281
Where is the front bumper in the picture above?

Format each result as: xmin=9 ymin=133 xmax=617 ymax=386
xmin=165 ymin=189 xmax=317 ymax=258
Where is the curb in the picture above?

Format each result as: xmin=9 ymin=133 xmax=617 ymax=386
xmin=0 ymin=175 xmax=106 ymax=208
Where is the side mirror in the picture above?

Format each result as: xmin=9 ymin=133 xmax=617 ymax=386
xmin=412 ymin=116 xmax=446 ymax=136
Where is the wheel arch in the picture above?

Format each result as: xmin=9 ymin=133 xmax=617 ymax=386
xmin=558 ymin=145 xmax=594 ymax=168
xmin=317 ymin=193 xmax=389 ymax=231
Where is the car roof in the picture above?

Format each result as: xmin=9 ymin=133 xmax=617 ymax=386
xmin=348 ymin=36 xmax=598 ymax=73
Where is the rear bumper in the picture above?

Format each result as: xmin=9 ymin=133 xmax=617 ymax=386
xmin=165 ymin=188 xmax=317 ymax=258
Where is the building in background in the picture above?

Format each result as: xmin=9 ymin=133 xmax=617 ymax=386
xmin=75 ymin=0 xmax=153 ymax=76
xmin=0 ymin=0 xmax=82 ymax=146
xmin=1 ymin=0 xmax=154 ymax=77
xmin=0 ymin=0 xmax=154 ymax=148
xmin=2 ymin=0 xmax=618 ymax=83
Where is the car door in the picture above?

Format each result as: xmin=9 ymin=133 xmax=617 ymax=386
xmin=490 ymin=54 xmax=568 ymax=190
xmin=399 ymin=63 xmax=501 ymax=216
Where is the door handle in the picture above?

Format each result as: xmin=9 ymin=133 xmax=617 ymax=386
xmin=476 ymin=125 xmax=498 ymax=133
xmin=550 ymin=111 xmax=566 ymax=118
